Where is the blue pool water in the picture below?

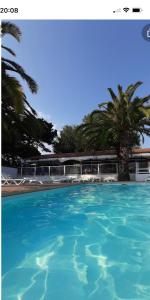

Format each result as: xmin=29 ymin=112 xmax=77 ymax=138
xmin=2 ymin=183 xmax=150 ymax=300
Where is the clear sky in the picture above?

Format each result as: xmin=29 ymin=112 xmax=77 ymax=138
xmin=3 ymin=20 xmax=150 ymax=147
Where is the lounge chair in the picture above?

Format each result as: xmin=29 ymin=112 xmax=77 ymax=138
xmin=21 ymin=177 xmax=43 ymax=184
xmin=72 ymin=175 xmax=98 ymax=183
xmin=145 ymin=175 xmax=150 ymax=182
xmin=1 ymin=177 xmax=9 ymax=186
xmin=2 ymin=174 xmax=43 ymax=185
xmin=72 ymin=175 xmax=93 ymax=183
xmin=1 ymin=174 xmax=25 ymax=185
xmin=52 ymin=176 xmax=74 ymax=183
xmin=90 ymin=175 xmax=101 ymax=182
xmin=103 ymin=176 xmax=117 ymax=182
xmin=72 ymin=177 xmax=82 ymax=183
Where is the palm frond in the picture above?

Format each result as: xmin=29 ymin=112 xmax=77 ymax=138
xmin=2 ymin=22 xmax=21 ymax=41
xmin=2 ymin=45 xmax=16 ymax=56
xmin=126 ymin=81 xmax=142 ymax=101
xmin=24 ymin=98 xmax=37 ymax=115
xmin=2 ymin=58 xmax=38 ymax=93
xmin=2 ymin=74 xmax=25 ymax=113
xmin=108 ymin=88 xmax=117 ymax=102
xmin=98 ymin=102 xmax=108 ymax=109
xmin=118 ymin=85 xmax=123 ymax=99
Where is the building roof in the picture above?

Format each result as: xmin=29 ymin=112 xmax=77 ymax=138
xmin=26 ymin=148 xmax=150 ymax=161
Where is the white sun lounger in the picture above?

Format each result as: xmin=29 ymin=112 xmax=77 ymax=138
xmin=145 ymin=175 xmax=150 ymax=182
xmin=1 ymin=177 xmax=9 ymax=186
xmin=103 ymin=176 xmax=117 ymax=182
xmin=2 ymin=174 xmax=43 ymax=185
xmin=51 ymin=176 xmax=74 ymax=183
xmin=23 ymin=177 xmax=43 ymax=184
xmin=1 ymin=175 xmax=25 ymax=185
xmin=72 ymin=177 xmax=82 ymax=183
xmin=72 ymin=175 xmax=95 ymax=183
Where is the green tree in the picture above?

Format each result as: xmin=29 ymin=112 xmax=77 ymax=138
xmin=53 ymin=121 xmax=112 ymax=154
xmin=53 ymin=125 xmax=93 ymax=153
xmin=2 ymin=22 xmax=57 ymax=165
xmin=54 ymin=126 xmax=79 ymax=153
xmin=2 ymin=22 xmax=38 ymax=114
xmin=2 ymin=112 xmax=57 ymax=166
xmin=79 ymin=82 xmax=150 ymax=181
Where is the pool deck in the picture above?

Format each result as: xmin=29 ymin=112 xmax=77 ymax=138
xmin=2 ymin=183 xmax=80 ymax=197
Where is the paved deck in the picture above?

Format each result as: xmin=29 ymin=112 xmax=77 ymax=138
xmin=2 ymin=183 xmax=79 ymax=197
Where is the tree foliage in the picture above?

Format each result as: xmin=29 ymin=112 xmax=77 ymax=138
xmin=79 ymin=82 xmax=150 ymax=180
xmin=2 ymin=22 xmax=57 ymax=165
xmin=53 ymin=125 xmax=94 ymax=153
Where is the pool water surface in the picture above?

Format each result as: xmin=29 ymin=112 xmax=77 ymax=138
xmin=2 ymin=183 xmax=150 ymax=300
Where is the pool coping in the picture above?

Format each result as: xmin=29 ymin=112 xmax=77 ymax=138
xmin=1 ymin=183 xmax=82 ymax=197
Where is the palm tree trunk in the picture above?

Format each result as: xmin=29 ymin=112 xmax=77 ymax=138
xmin=117 ymin=147 xmax=130 ymax=181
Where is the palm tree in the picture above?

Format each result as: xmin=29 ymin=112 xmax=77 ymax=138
xmin=2 ymin=21 xmax=38 ymax=114
xmin=2 ymin=22 xmax=38 ymax=163
xmin=79 ymin=82 xmax=150 ymax=181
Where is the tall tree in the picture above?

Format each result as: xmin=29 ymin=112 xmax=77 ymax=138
xmin=2 ymin=22 xmax=57 ymax=165
xmin=2 ymin=22 xmax=38 ymax=115
xmin=54 ymin=126 xmax=81 ymax=153
xmin=53 ymin=125 xmax=100 ymax=153
xmin=2 ymin=112 xmax=57 ymax=166
xmin=79 ymin=82 xmax=150 ymax=180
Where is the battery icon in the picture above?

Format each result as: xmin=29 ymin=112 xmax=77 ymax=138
xmin=132 ymin=8 xmax=142 ymax=12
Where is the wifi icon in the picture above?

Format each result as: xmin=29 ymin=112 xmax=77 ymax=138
xmin=123 ymin=7 xmax=130 ymax=13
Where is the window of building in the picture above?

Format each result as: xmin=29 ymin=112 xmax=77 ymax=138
xmin=138 ymin=161 xmax=149 ymax=174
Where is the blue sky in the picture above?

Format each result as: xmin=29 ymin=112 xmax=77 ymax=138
xmin=3 ymin=20 xmax=150 ymax=147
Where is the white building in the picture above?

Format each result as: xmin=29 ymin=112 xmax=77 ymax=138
xmin=21 ymin=148 xmax=150 ymax=181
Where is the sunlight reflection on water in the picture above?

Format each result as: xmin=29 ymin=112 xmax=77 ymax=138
xmin=2 ymin=183 xmax=150 ymax=300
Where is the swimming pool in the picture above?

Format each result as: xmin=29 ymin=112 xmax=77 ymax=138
xmin=2 ymin=183 xmax=150 ymax=300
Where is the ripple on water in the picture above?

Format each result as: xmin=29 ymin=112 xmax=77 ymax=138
xmin=2 ymin=183 xmax=150 ymax=300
